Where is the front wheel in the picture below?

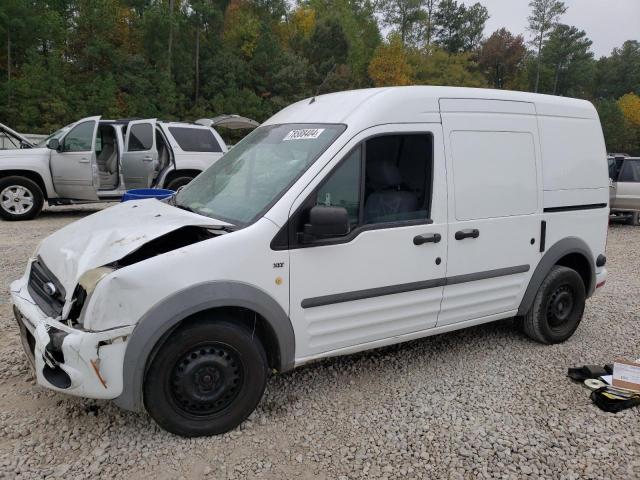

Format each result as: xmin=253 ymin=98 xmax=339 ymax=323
xmin=522 ymin=265 xmax=586 ymax=344
xmin=144 ymin=318 xmax=268 ymax=437
xmin=0 ymin=176 xmax=45 ymax=221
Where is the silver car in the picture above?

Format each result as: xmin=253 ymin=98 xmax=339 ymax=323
xmin=0 ymin=115 xmax=258 ymax=221
xmin=609 ymin=155 xmax=640 ymax=225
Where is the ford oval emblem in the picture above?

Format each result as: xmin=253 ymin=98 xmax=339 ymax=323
xmin=44 ymin=282 xmax=57 ymax=296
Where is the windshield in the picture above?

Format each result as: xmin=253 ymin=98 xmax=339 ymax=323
xmin=36 ymin=122 xmax=74 ymax=147
xmin=175 ymin=124 xmax=345 ymax=225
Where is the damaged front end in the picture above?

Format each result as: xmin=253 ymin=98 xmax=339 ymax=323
xmin=10 ymin=199 xmax=229 ymax=399
xmin=11 ymin=282 xmax=134 ymax=399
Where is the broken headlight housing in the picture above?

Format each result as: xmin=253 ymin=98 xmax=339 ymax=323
xmin=78 ymin=267 xmax=114 ymax=294
xmin=68 ymin=267 xmax=114 ymax=325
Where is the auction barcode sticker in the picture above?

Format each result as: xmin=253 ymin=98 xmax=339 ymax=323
xmin=283 ymin=128 xmax=325 ymax=141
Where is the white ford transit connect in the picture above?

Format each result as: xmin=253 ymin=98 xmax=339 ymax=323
xmin=11 ymin=87 xmax=609 ymax=436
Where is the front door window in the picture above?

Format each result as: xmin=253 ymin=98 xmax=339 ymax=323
xmin=62 ymin=121 xmax=95 ymax=152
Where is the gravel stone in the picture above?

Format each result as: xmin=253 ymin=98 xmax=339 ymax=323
xmin=0 ymin=205 xmax=639 ymax=479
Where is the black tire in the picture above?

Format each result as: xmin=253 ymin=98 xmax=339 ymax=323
xmin=522 ymin=265 xmax=586 ymax=344
xmin=0 ymin=176 xmax=44 ymax=221
xmin=144 ymin=318 xmax=268 ymax=437
xmin=627 ymin=212 xmax=640 ymax=226
xmin=165 ymin=176 xmax=195 ymax=191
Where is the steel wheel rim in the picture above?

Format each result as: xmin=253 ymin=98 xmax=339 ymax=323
xmin=1 ymin=185 xmax=34 ymax=215
xmin=169 ymin=342 xmax=243 ymax=416
xmin=546 ymin=285 xmax=575 ymax=330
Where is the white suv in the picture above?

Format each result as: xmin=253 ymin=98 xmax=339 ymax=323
xmin=0 ymin=115 xmax=257 ymax=220
xmin=11 ymin=87 xmax=609 ymax=436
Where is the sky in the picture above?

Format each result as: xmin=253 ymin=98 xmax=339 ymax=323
xmin=460 ymin=0 xmax=640 ymax=58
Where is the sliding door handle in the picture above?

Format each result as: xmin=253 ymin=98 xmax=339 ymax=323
xmin=413 ymin=233 xmax=441 ymax=245
xmin=455 ymin=229 xmax=480 ymax=240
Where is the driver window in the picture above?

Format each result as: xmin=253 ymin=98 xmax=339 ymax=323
xmin=62 ymin=121 xmax=95 ymax=152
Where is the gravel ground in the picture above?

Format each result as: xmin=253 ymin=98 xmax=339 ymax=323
xmin=1 ymin=205 xmax=639 ymax=480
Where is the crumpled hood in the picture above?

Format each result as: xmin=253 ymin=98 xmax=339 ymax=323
xmin=37 ymin=199 xmax=231 ymax=298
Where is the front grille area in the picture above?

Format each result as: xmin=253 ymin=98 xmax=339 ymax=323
xmin=27 ymin=257 xmax=66 ymax=318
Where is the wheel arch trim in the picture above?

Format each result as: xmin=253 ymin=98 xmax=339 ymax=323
xmin=517 ymin=237 xmax=595 ymax=316
xmin=114 ymin=281 xmax=294 ymax=412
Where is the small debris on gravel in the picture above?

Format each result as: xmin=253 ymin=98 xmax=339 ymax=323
xmin=1 ymin=205 xmax=639 ymax=479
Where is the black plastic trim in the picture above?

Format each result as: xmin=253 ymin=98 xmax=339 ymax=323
xmin=517 ymin=237 xmax=595 ymax=316
xmin=302 ymin=264 xmax=530 ymax=309
xmin=596 ymin=254 xmax=607 ymax=267
xmin=445 ymin=265 xmax=530 ymax=286
xmin=539 ymin=220 xmax=547 ymax=253
xmin=543 ymin=203 xmax=607 ymax=213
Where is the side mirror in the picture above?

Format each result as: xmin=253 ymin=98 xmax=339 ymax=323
xmin=47 ymin=139 xmax=60 ymax=151
xmin=300 ymin=205 xmax=350 ymax=243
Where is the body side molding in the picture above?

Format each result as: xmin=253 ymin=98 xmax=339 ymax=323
xmin=302 ymin=265 xmax=530 ymax=309
xmin=114 ymin=281 xmax=295 ymax=413
xmin=516 ymin=237 xmax=595 ymax=316
xmin=543 ymin=203 xmax=607 ymax=213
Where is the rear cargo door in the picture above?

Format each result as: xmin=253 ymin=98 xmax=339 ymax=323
xmin=122 ymin=119 xmax=158 ymax=190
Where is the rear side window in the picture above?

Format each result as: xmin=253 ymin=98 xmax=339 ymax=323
xmin=128 ymin=123 xmax=153 ymax=151
xmin=169 ymin=127 xmax=222 ymax=152
xmin=619 ymin=159 xmax=640 ymax=183
xmin=450 ymin=131 xmax=537 ymax=220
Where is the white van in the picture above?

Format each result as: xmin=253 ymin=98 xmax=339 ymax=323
xmin=10 ymin=87 xmax=609 ymax=437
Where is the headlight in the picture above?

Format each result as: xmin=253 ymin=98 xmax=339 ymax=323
xmin=78 ymin=267 xmax=114 ymax=294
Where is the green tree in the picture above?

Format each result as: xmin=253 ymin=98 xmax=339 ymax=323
xmin=527 ymin=0 xmax=566 ymax=92
xmin=593 ymin=40 xmax=640 ymax=99
xmin=378 ymin=0 xmax=426 ymax=46
xmin=434 ymin=0 xmax=488 ymax=53
xmin=540 ymin=24 xmax=593 ymax=96
xmin=596 ymin=100 xmax=626 ymax=153
xmin=421 ymin=0 xmax=438 ymax=48
xmin=462 ymin=3 xmax=489 ymax=51
xmin=410 ymin=47 xmax=484 ymax=86
xmin=433 ymin=0 xmax=465 ymax=53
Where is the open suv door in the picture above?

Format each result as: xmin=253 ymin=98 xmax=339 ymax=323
xmin=122 ymin=119 xmax=159 ymax=190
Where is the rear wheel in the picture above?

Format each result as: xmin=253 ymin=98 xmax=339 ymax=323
xmin=165 ymin=176 xmax=195 ymax=191
xmin=0 ymin=176 xmax=44 ymax=221
xmin=144 ymin=318 xmax=268 ymax=437
xmin=522 ymin=266 xmax=586 ymax=344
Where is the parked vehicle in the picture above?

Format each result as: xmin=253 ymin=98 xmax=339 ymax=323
xmin=0 ymin=122 xmax=36 ymax=149
xmin=11 ymin=87 xmax=609 ymax=437
xmin=0 ymin=115 xmax=257 ymax=220
xmin=608 ymin=154 xmax=640 ymax=225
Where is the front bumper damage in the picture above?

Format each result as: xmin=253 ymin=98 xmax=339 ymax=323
xmin=10 ymin=276 xmax=134 ymax=400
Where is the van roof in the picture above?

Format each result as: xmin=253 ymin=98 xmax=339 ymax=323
xmin=263 ymin=86 xmax=598 ymax=129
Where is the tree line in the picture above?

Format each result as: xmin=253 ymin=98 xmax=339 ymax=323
xmin=1 ymin=0 xmax=639 ymax=154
